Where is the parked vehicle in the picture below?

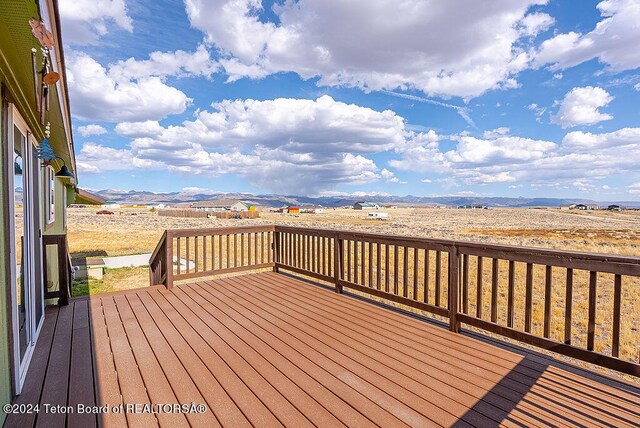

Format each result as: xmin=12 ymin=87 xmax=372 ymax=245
xmin=96 ymin=210 xmax=114 ymax=215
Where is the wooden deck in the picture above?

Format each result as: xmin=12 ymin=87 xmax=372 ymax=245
xmin=6 ymin=271 xmax=640 ymax=427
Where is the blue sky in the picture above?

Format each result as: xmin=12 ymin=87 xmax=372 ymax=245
xmin=59 ymin=0 xmax=640 ymax=199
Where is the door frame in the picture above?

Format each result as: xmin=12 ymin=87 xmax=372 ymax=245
xmin=7 ymin=104 xmax=44 ymax=394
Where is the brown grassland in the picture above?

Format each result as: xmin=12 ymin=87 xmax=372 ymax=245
xmin=67 ymin=206 xmax=640 ymax=380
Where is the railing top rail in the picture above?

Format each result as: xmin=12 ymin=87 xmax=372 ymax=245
xmin=275 ymin=225 xmax=640 ymax=266
xmin=149 ymin=230 xmax=167 ymax=265
xmin=167 ymin=225 xmax=276 ymax=238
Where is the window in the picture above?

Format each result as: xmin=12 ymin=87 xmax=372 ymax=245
xmin=45 ymin=166 xmax=55 ymax=224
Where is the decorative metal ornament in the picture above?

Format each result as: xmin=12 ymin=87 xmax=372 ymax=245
xmin=37 ymin=138 xmax=56 ymax=163
xmin=43 ymin=71 xmax=59 ymax=85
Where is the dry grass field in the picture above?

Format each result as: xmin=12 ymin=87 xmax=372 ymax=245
xmin=66 ymin=206 xmax=640 ymax=379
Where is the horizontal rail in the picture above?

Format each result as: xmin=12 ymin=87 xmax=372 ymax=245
xmin=149 ymin=225 xmax=640 ymax=376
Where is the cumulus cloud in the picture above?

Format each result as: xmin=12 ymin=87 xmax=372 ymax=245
xmin=108 ymin=45 xmax=219 ymax=81
xmin=550 ymin=86 xmax=613 ymax=128
xmin=635 ymin=83 xmax=640 ymax=91
xmin=59 ymin=0 xmax=133 ymax=44
xmin=184 ymin=0 xmax=549 ymax=99
xmin=535 ymin=0 xmax=640 ymax=71
xmin=563 ymin=127 xmax=640 ymax=150
xmin=629 ymin=182 xmax=640 ymax=195
xmin=66 ymin=51 xmax=192 ymax=122
xmin=80 ymin=96 xmax=413 ymax=192
xmin=519 ymin=12 xmax=555 ymax=36
xmin=77 ymin=124 xmax=107 ymax=136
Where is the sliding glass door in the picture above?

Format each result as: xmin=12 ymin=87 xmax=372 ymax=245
xmin=10 ymin=106 xmax=44 ymax=394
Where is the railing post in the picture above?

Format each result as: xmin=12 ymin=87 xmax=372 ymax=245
xmin=58 ymin=235 xmax=70 ymax=306
xmin=273 ymin=228 xmax=280 ymax=272
xmin=448 ymin=245 xmax=460 ymax=332
xmin=334 ymin=233 xmax=343 ymax=293
xmin=165 ymin=231 xmax=174 ymax=289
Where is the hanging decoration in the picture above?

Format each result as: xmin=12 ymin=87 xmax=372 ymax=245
xmin=29 ymin=18 xmax=54 ymax=48
xmin=29 ymin=18 xmax=57 ymax=126
xmin=38 ymin=122 xmax=56 ymax=164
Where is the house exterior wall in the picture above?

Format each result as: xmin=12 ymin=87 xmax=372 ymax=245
xmin=231 ymin=202 xmax=249 ymax=212
xmin=0 ymin=89 xmax=13 ymax=424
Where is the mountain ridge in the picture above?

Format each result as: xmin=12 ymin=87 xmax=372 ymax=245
xmin=88 ymin=189 xmax=640 ymax=208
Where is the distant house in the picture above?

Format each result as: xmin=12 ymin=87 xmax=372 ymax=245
xmin=287 ymin=206 xmax=300 ymax=214
xmin=353 ymin=201 xmax=380 ymax=210
xmin=574 ymin=204 xmax=599 ymax=210
xmin=300 ymin=205 xmax=324 ymax=213
xmin=192 ymin=199 xmax=251 ymax=212
xmin=560 ymin=204 xmax=576 ymax=210
xmin=457 ymin=204 xmax=486 ymax=209
xmin=607 ymin=204 xmax=622 ymax=211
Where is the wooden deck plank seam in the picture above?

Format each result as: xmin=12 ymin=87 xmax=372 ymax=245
xmin=102 ymin=296 xmax=159 ymax=427
xmin=208 ymin=276 xmax=576 ymax=426
xmin=171 ymin=285 xmax=386 ymax=428
xmin=155 ymin=288 xmax=317 ymax=428
xmin=268 ymin=272 xmax=640 ymax=400
xmin=133 ymin=290 xmax=251 ymax=427
xmin=169 ymin=287 xmax=346 ymax=427
xmin=261 ymin=273 xmax=640 ymax=425
xmin=185 ymin=281 xmax=419 ymax=428
xmin=229 ymin=274 xmax=636 ymax=428
xmin=123 ymin=291 xmax=221 ymax=427
xmin=198 ymin=278 xmax=479 ymax=427
xmin=29 ymin=308 xmax=61 ymax=428
xmin=147 ymin=289 xmax=286 ymax=427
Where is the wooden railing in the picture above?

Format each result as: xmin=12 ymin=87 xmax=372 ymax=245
xmin=42 ymin=234 xmax=72 ymax=306
xmin=150 ymin=226 xmax=276 ymax=287
xmin=150 ymin=225 xmax=640 ymax=376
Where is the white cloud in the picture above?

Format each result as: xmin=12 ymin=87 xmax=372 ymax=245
xmin=550 ymin=86 xmax=613 ymax=128
xmin=77 ymin=124 xmax=107 ymax=136
xmin=66 ymin=51 xmax=191 ymax=122
xmin=519 ymin=12 xmax=555 ymax=36
xmin=629 ymin=182 xmax=640 ymax=195
xmin=563 ymin=127 xmax=640 ymax=150
xmin=421 ymin=178 xmax=433 ymax=183
xmin=635 ymin=83 xmax=640 ymax=91
xmin=535 ymin=0 xmax=640 ymax=72
xmin=108 ymin=45 xmax=218 ymax=81
xmin=79 ymin=96 xmax=413 ymax=193
xmin=185 ymin=0 xmax=548 ymax=99
xmin=527 ymin=103 xmax=546 ymax=122
xmin=76 ymin=142 xmax=162 ymax=173
xmin=59 ymin=0 xmax=133 ymax=45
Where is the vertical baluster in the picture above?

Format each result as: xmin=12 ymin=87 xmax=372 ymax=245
xmin=226 ymin=234 xmax=230 ymax=269
xmin=435 ymin=251 xmax=442 ymax=306
xmin=587 ymin=271 xmax=597 ymax=351
xmin=462 ymin=254 xmax=469 ymax=314
xmin=202 ymin=236 xmax=207 ymax=272
xmin=219 ymin=234 xmax=223 ymax=269
xmin=394 ymin=245 xmax=399 ymax=294
xmin=564 ymin=268 xmax=573 ymax=344
xmin=403 ymin=247 xmax=409 ymax=297
xmin=476 ymin=256 xmax=483 ymax=318
xmin=233 ymin=234 xmax=237 ymax=267
xmin=354 ymin=241 xmax=360 ymax=282
xmin=543 ymin=266 xmax=553 ymax=338
xmin=194 ymin=236 xmax=199 ymax=273
xmin=524 ymin=263 xmax=533 ymax=332
xmin=385 ymin=244 xmax=389 ymax=292
xmin=423 ymin=249 xmax=430 ymax=304
xmin=328 ymin=237 xmax=333 ymax=277
xmin=186 ymin=237 xmax=190 ymax=274
xmin=612 ymin=274 xmax=622 ymax=358
xmin=176 ymin=237 xmax=181 ymax=275
xmin=491 ymin=258 xmax=498 ymax=323
xmin=211 ymin=235 xmax=216 ymax=271
xmin=413 ymin=248 xmax=418 ymax=300
xmin=347 ymin=240 xmax=352 ymax=282
xmin=507 ymin=260 xmax=515 ymax=327
xmin=257 ymin=231 xmax=261 ymax=265
xmin=248 ymin=233 xmax=252 ymax=266
xmin=376 ymin=243 xmax=382 ymax=290
xmin=368 ymin=242 xmax=373 ymax=287
xmin=335 ymin=236 xmax=343 ymax=293
xmin=361 ymin=241 xmax=366 ymax=285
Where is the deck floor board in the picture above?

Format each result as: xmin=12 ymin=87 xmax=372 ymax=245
xmin=5 ymin=271 xmax=640 ymax=428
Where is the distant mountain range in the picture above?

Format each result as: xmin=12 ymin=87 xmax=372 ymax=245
xmin=89 ymin=189 xmax=640 ymax=208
